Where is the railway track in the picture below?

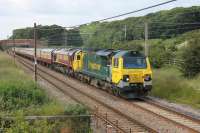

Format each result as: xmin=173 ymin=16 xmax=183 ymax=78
xmin=15 ymin=55 xmax=152 ymax=133
xmin=15 ymin=54 xmax=200 ymax=133
xmin=129 ymin=99 xmax=200 ymax=133
xmin=142 ymin=98 xmax=200 ymax=130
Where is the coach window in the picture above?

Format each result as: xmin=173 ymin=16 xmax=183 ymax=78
xmin=114 ymin=58 xmax=118 ymax=68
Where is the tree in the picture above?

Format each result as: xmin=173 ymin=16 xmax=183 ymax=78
xmin=0 ymin=45 xmax=3 ymax=51
xmin=181 ymin=37 xmax=200 ymax=77
xmin=149 ymin=44 xmax=174 ymax=68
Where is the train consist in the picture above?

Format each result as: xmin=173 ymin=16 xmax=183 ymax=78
xmin=13 ymin=48 xmax=152 ymax=98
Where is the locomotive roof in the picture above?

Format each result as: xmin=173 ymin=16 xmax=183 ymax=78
xmin=96 ymin=49 xmax=116 ymax=56
xmin=54 ymin=48 xmax=80 ymax=55
xmin=113 ymin=51 xmax=145 ymax=58
xmin=68 ymin=48 xmax=80 ymax=56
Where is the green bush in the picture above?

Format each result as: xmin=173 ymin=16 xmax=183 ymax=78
xmin=181 ymin=37 xmax=200 ymax=77
xmin=0 ymin=52 xmax=91 ymax=132
xmin=64 ymin=104 xmax=89 ymax=115
xmin=149 ymin=43 xmax=174 ymax=68
xmin=64 ymin=104 xmax=90 ymax=132
xmin=0 ymin=53 xmax=49 ymax=111
xmin=23 ymin=102 xmax=65 ymax=116
xmin=0 ymin=80 xmax=49 ymax=111
xmin=5 ymin=112 xmax=63 ymax=133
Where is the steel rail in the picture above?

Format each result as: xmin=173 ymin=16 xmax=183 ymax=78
xmin=16 ymin=55 xmax=152 ymax=133
xmin=129 ymin=101 xmax=200 ymax=133
xmin=15 ymin=53 xmax=200 ymax=132
xmin=17 ymin=57 xmax=126 ymax=133
xmin=143 ymin=97 xmax=200 ymax=124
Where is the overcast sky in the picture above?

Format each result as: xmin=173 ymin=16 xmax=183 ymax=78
xmin=0 ymin=0 xmax=199 ymax=39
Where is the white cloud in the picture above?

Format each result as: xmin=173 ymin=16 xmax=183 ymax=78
xmin=0 ymin=0 xmax=200 ymax=39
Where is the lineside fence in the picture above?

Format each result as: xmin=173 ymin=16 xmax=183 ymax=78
xmin=0 ymin=107 xmax=134 ymax=133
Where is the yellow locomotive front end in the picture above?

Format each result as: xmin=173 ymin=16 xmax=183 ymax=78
xmin=111 ymin=51 xmax=152 ymax=98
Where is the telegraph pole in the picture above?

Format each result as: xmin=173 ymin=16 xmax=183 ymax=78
xmin=12 ymin=33 xmax=15 ymax=65
xmin=64 ymin=29 xmax=67 ymax=48
xmin=34 ymin=23 xmax=37 ymax=82
xmin=144 ymin=22 xmax=149 ymax=56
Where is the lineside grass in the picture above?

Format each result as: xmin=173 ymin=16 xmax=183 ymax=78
xmin=0 ymin=52 xmax=90 ymax=132
xmin=0 ymin=53 xmax=50 ymax=113
xmin=151 ymin=67 xmax=200 ymax=109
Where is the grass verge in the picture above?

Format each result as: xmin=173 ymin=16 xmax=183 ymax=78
xmin=151 ymin=67 xmax=200 ymax=109
xmin=0 ymin=52 xmax=90 ymax=132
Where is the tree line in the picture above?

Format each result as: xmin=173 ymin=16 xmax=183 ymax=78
xmin=79 ymin=6 xmax=200 ymax=48
xmin=11 ymin=6 xmax=200 ymax=77
xmin=12 ymin=25 xmax=83 ymax=47
xmin=12 ymin=6 xmax=200 ymax=48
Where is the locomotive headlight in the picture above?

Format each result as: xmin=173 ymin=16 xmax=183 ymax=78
xmin=144 ymin=74 xmax=152 ymax=81
xmin=126 ymin=77 xmax=129 ymax=81
xmin=123 ymin=75 xmax=130 ymax=82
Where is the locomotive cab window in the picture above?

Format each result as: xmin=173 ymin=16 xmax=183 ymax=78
xmin=123 ymin=57 xmax=147 ymax=69
xmin=113 ymin=58 xmax=119 ymax=68
xmin=77 ymin=55 xmax=80 ymax=60
xmin=101 ymin=57 xmax=108 ymax=66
